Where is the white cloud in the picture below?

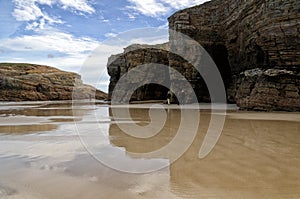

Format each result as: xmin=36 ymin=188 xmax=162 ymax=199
xmin=12 ymin=0 xmax=62 ymax=31
xmin=126 ymin=0 xmax=210 ymax=17
xmin=102 ymin=27 xmax=169 ymax=47
xmin=0 ymin=30 xmax=99 ymax=56
xmin=161 ymin=0 xmax=209 ymax=9
xmin=126 ymin=0 xmax=169 ymax=17
xmin=126 ymin=12 xmax=137 ymax=20
xmin=12 ymin=0 xmax=95 ymax=31
xmin=104 ymin=32 xmax=118 ymax=38
xmin=58 ymin=0 xmax=95 ymax=14
xmin=13 ymin=0 xmax=46 ymax=21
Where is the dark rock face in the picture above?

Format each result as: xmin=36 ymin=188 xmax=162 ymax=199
xmin=169 ymin=0 xmax=299 ymax=72
xmin=168 ymin=0 xmax=299 ymax=111
xmin=107 ymin=44 xmax=170 ymax=102
xmin=236 ymin=68 xmax=300 ymax=111
xmin=0 ymin=63 xmax=107 ymax=101
xmin=107 ymin=0 xmax=299 ymax=111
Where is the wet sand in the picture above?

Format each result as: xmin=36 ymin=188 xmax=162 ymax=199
xmin=0 ymin=102 xmax=299 ymax=199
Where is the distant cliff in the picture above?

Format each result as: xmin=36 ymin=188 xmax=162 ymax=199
xmin=0 ymin=63 xmax=107 ymax=101
xmin=107 ymin=0 xmax=300 ymax=111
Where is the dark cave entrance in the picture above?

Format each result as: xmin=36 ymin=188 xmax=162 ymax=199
xmin=209 ymin=44 xmax=232 ymax=90
xmin=168 ymin=44 xmax=233 ymax=104
xmin=130 ymin=84 xmax=169 ymax=102
xmin=195 ymin=43 xmax=233 ymax=103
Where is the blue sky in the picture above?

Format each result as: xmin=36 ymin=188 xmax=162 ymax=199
xmin=0 ymin=0 xmax=209 ymax=91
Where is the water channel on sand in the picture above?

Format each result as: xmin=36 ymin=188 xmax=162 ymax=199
xmin=0 ymin=101 xmax=299 ymax=199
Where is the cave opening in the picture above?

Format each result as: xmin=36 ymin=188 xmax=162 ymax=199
xmin=130 ymin=84 xmax=169 ymax=102
xmin=206 ymin=44 xmax=232 ymax=91
xmin=168 ymin=45 xmax=233 ymax=104
xmin=194 ymin=43 xmax=233 ymax=103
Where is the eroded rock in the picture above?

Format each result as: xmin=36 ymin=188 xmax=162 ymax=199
xmin=107 ymin=44 xmax=170 ymax=102
xmin=107 ymin=0 xmax=299 ymax=111
xmin=0 ymin=63 xmax=107 ymax=101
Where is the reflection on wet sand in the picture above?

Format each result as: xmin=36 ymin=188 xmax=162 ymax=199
xmin=0 ymin=102 xmax=299 ymax=199
xmin=0 ymin=124 xmax=57 ymax=134
xmin=109 ymin=108 xmax=300 ymax=198
xmin=0 ymin=102 xmax=93 ymax=135
xmin=0 ymin=107 xmax=88 ymax=117
xmin=109 ymin=108 xmax=181 ymax=153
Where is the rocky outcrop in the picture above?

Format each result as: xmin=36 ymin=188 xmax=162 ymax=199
xmin=168 ymin=0 xmax=299 ymax=110
xmin=236 ymin=68 xmax=300 ymax=111
xmin=169 ymin=0 xmax=299 ymax=72
xmin=107 ymin=0 xmax=299 ymax=111
xmin=107 ymin=44 xmax=170 ymax=102
xmin=0 ymin=63 xmax=107 ymax=101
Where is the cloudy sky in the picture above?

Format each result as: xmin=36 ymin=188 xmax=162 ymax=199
xmin=0 ymin=0 xmax=209 ymax=91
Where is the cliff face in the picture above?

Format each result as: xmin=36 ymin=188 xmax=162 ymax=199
xmin=107 ymin=0 xmax=299 ymax=111
xmin=107 ymin=44 xmax=170 ymax=102
xmin=168 ymin=0 xmax=299 ymax=110
xmin=0 ymin=63 xmax=107 ymax=101
xmin=169 ymin=0 xmax=299 ymax=72
xmin=236 ymin=68 xmax=300 ymax=111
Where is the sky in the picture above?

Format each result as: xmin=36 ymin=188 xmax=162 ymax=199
xmin=0 ymin=0 xmax=209 ymax=92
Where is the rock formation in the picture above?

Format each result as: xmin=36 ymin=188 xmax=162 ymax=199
xmin=0 ymin=63 xmax=107 ymax=101
xmin=107 ymin=0 xmax=299 ymax=111
xmin=236 ymin=68 xmax=300 ymax=111
xmin=107 ymin=44 xmax=170 ymax=102
xmin=168 ymin=0 xmax=299 ymax=110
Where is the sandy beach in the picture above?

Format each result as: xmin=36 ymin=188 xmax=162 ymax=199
xmin=0 ymin=101 xmax=299 ymax=199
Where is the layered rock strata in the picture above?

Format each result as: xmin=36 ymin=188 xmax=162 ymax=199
xmin=107 ymin=0 xmax=299 ymax=111
xmin=0 ymin=63 xmax=107 ymax=101
xmin=168 ymin=0 xmax=299 ymax=110
xmin=107 ymin=44 xmax=170 ymax=102
xmin=236 ymin=68 xmax=299 ymax=111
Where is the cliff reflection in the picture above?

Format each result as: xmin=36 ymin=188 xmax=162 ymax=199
xmin=108 ymin=107 xmax=300 ymax=198
xmin=109 ymin=108 xmax=181 ymax=154
xmin=0 ymin=102 xmax=93 ymax=135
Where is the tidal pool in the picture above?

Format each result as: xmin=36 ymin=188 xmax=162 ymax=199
xmin=0 ymin=101 xmax=299 ymax=199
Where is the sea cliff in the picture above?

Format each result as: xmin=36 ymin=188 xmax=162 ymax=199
xmin=107 ymin=0 xmax=300 ymax=111
xmin=0 ymin=63 xmax=107 ymax=101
